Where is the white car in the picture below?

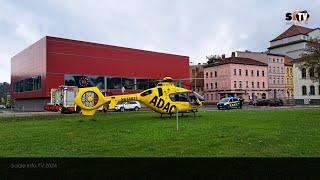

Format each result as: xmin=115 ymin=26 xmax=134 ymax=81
xmin=0 ymin=105 xmax=6 ymax=108
xmin=114 ymin=101 xmax=141 ymax=112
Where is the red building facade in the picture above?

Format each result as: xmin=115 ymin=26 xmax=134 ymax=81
xmin=11 ymin=36 xmax=189 ymax=111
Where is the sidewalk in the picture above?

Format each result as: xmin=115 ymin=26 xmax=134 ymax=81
xmin=0 ymin=110 xmax=60 ymax=117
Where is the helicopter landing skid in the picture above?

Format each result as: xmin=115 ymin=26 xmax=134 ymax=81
xmin=160 ymin=111 xmax=196 ymax=118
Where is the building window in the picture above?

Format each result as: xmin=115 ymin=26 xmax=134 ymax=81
xmin=273 ymin=67 xmax=275 ymax=72
xmin=205 ymin=72 xmax=208 ymax=78
xmin=277 ymin=59 xmax=279 ymax=63
xmin=277 ymin=67 xmax=279 ymax=73
xmin=14 ymin=76 xmax=42 ymax=92
xmin=206 ymin=94 xmax=209 ymax=100
xmin=206 ymin=83 xmax=208 ymax=89
xmin=302 ymin=68 xmax=306 ymax=78
xmin=269 ymin=58 xmax=271 ymax=62
xmin=262 ymin=71 xmax=265 ymax=77
xmin=239 ymin=69 xmax=242 ymax=76
xmin=210 ymin=83 xmax=213 ymax=89
xmin=287 ymin=78 xmax=289 ymax=84
xmin=257 ymin=70 xmax=259 ymax=76
xmin=273 ymin=78 xmax=276 ymax=84
xmin=281 ymin=59 xmax=283 ymax=63
xmin=262 ymin=82 xmax=265 ymax=88
xmin=281 ymin=67 xmax=283 ymax=73
xmin=239 ymin=81 xmax=242 ymax=88
xmin=257 ymin=82 xmax=260 ymax=88
xmin=234 ymin=81 xmax=237 ymax=88
xmin=286 ymin=68 xmax=289 ymax=74
xmin=273 ymin=58 xmax=275 ymax=62
xmin=310 ymin=85 xmax=315 ymax=95
xmin=269 ymin=77 xmax=272 ymax=84
xmin=302 ymin=86 xmax=307 ymax=95
xmin=277 ymin=78 xmax=280 ymax=84
xmin=252 ymin=81 xmax=254 ymax=88
xmin=290 ymin=68 xmax=292 ymax=75
xmin=234 ymin=69 xmax=236 ymax=75
xmin=121 ymin=77 xmax=135 ymax=89
xmin=310 ymin=68 xmax=315 ymax=78
xmin=214 ymin=71 xmax=217 ymax=77
xmin=246 ymin=81 xmax=248 ymax=88
xmin=269 ymin=67 xmax=271 ymax=72
xmin=251 ymin=70 xmax=254 ymax=76
xmin=211 ymin=94 xmax=213 ymax=100
xmin=281 ymin=77 xmax=284 ymax=84
xmin=210 ymin=72 xmax=212 ymax=78
xmin=245 ymin=69 xmax=248 ymax=76
xmin=215 ymin=82 xmax=217 ymax=88
xmin=107 ymin=77 xmax=122 ymax=89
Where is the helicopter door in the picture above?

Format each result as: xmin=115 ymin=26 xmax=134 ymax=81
xmin=188 ymin=91 xmax=200 ymax=106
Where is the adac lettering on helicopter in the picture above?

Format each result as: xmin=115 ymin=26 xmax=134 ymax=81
xmin=121 ymin=97 xmax=137 ymax=101
xmin=149 ymin=96 xmax=176 ymax=113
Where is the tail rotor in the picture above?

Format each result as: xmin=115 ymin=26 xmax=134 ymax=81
xmin=74 ymin=87 xmax=107 ymax=115
xmin=81 ymin=91 xmax=99 ymax=107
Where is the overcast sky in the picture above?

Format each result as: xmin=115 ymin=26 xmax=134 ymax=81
xmin=0 ymin=0 xmax=319 ymax=83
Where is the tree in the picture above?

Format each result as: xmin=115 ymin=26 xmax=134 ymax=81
xmin=206 ymin=54 xmax=222 ymax=64
xmin=296 ymin=38 xmax=320 ymax=83
xmin=0 ymin=82 xmax=10 ymax=105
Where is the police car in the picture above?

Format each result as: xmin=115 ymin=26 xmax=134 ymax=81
xmin=217 ymin=97 xmax=240 ymax=110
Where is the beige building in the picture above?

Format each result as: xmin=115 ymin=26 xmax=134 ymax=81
xmin=284 ymin=57 xmax=294 ymax=99
xmin=189 ymin=63 xmax=204 ymax=95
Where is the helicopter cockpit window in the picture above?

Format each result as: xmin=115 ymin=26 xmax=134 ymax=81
xmin=193 ymin=91 xmax=205 ymax=101
xmin=140 ymin=89 xmax=152 ymax=97
xmin=169 ymin=92 xmax=189 ymax=102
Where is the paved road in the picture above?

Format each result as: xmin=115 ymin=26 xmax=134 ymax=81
xmin=199 ymin=104 xmax=320 ymax=111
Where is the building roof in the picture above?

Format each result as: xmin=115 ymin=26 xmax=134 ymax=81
xmin=268 ymin=39 xmax=308 ymax=50
xmin=270 ymin=25 xmax=314 ymax=42
xmin=205 ymin=56 xmax=267 ymax=67
xmin=284 ymin=56 xmax=293 ymax=66
xmin=266 ymin=53 xmax=285 ymax=57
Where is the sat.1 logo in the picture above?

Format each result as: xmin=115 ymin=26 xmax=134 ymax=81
xmin=285 ymin=10 xmax=310 ymax=25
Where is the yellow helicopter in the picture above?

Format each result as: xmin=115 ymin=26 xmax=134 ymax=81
xmin=74 ymin=77 xmax=204 ymax=116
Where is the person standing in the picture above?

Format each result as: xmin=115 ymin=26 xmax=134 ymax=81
xmin=239 ymin=98 xmax=243 ymax=109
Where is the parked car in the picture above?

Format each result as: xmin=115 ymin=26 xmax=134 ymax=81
xmin=114 ymin=101 xmax=141 ymax=112
xmin=0 ymin=105 xmax=6 ymax=108
xmin=269 ymin=98 xmax=284 ymax=106
xmin=256 ymin=99 xmax=274 ymax=106
xmin=216 ymin=97 xmax=240 ymax=110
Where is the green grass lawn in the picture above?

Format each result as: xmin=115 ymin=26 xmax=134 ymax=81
xmin=0 ymin=109 xmax=319 ymax=157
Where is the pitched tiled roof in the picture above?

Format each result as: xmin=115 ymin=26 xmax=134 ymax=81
xmin=270 ymin=25 xmax=314 ymax=42
xmin=205 ymin=57 xmax=267 ymax=67
xmin=284 ymin=56 xmax=293 ymax=66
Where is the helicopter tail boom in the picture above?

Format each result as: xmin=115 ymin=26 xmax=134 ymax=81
xmin=74 ymin=87 xmax=142 ymax=116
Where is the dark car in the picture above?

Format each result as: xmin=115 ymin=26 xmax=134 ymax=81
xmin=256 ymin=99 xmax=276 ymax=106
xmin=269 ymin=98 xmax=284 ymax=106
